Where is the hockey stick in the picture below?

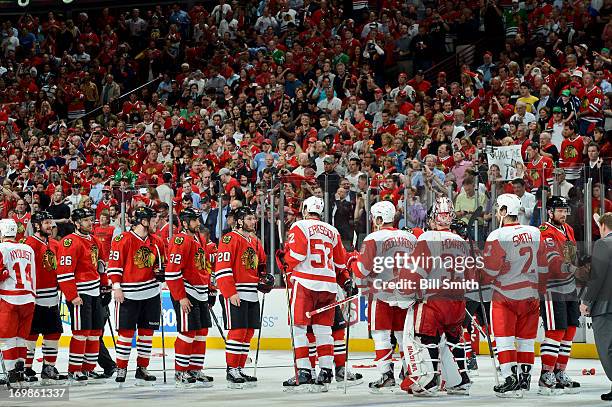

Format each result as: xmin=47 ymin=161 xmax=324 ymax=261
xmin=344 ymin=302 xmax=352 ymax=394
xmin=305 ymin=294 xmax=360 ymax=318
xmin=153 ymin=244 xmax=167 ymax=384
xmin=254 ymin=293 xmax=265 ymax=377
xmin=466 ymin=206 xmax=499 ymax=386
xmin=210 ymin=306 xmax=227 ymax=343
xmin=0 ymin=342 xmax=11 ymax=389
xmin=276 ymin=248 xmax=300 ymax=385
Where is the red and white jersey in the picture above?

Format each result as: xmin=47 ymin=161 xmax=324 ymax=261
xmin=0 ymin=241 xmax=36 ymax=305
xmin=12 ymin=213 xmax=31 ymax=241
xmin=483 ymin=223 xmax=548 ymax=301
xmin=560 ymin=136 xmax=585 ymax=180
xmin=165 ymin=232 xmax=212 ymax=302
xmin=526 ymin=155 xmax=554 ymax=192
xmin=24 ymin=235 xmax=59 ymax=306
xmin=539 ymin=221 xmax=576 ymax=295
xmin=56 ymin=232 xmax=109 ymax=301
xmin=578 ymin=85 xmax=604 ymax=122
xmin=285 ymin=218 xmax=349 ymax=293
xmin=107 ymin=231 xmax=162 ymax=300
xmin=215 ymin=231 xmax=265 ymax=302
xmin=351 ymin=227 xmax=417 ymax=304
xmin=410 ymin=229 xmax=471 ymax=300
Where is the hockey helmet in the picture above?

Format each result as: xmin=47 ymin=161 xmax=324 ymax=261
xmin=371 ymin=201 xmax=396 ymax=224
xmin=496 ymin=193 xmax=521 ymax=217
xmin=429 ymin=197 xmax=455 ymax=227
xmin=0 ymin=218 xmax=17 ymax=238
xmin=31 ymin=211 xmax=54 ymax=225
xmin=133 ymin=206 xmax=157 ymax=223
xmin=302 ymin=196 xmax=324 ymax=216
xmin=547 ymin=196 xmax=570 ymax=212
xmin=234 ymin=206 xmax=255 ymax=222
xmin=450 ymin=219 xmax=469 ymax=240
xmin=71 ymin=208 xmax=94 ymax=222
xmin=179 ymin=208 xmax=200 ymax=222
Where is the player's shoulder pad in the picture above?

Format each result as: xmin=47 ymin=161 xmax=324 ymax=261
xmin=222 ymin=234 xmax=232 ymax=244
xmin=63 ymin=238 xmax=73 ymax=247
xmin=174 ymin=236 xmax=185 ymax=245
xmin=18 ymin=238 xmax=27 ymax=244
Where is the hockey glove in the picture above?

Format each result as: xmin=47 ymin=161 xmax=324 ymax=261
xmin=208 ymin=290 xmax=217 ymax=308
xmin=343 ymin=278 xmax=359 ymax=297
xmin=258 ymin=273 xmax=275 ymax=293
xmin=345 ymin=250 xmax=359 ymax=271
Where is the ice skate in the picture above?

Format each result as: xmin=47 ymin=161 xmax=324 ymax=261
xmin=175 ymin=371 xmax=196 ymax=388
xmin=412 ymin=375 xmax=440 ymax=397
xmin=283 ymin=368 xmax=314 ymax=392
xmin=368 ymin=370 xmax=397 ymax=394
xmin=24 ymin=367 xmax=38 ymax=384
xmin=238 ymin=367 xmax=257 ymax=388
xmin=494 ymin=367 xmax=522 ymax=398
xmin=68 ymin=371 xmax=88 ymax=386
xmin=84 ymin=370 xmax=107 ymax=384
xmin=188 ymin=370 xmax=213 ymax=388
xmin=311 ymin=367 xmax=332 ymax=392
xmin=467 ymin=355 xmax=479 ymax=376
xmin=135 ymin=367 xmax=156 ymax=387
xmin=555 ymin=369 xmax=580 ymax=394
xmin=40 ymin=364 xmax=67 ymax=386
xmin=519 ymin=364 xmax=532 ymax=391
xmin=115 ymin=368 xmax=127 ymax=385
xmin=226 ymin=367 xmax=247 ymax=389
xmin=537 ymin=370 xmax=557 ymax=396
xmin=447 ymin=372 xmax=472 ymax=395
xmin=335 ymin=366 xmax=363 ymax=387
xmin=7 ymin=365 xmax=25 ymax=388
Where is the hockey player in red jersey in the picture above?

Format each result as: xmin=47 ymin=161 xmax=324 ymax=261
xmin=56 ymin=208 xmax=109 ymax=385
xmin=23 ymin=211 xmax=67 ymax=384
xmin=538 ymin=196 xmax=582 ymax=394
xmin=107 ymin=206 xmax=162 ymax=385
xmin=0 ymin=219 xmax=36 ymax=386
xmin=215 ymin=207 xmax=271 ymax=389
xmin=400 ymin=197 xmax=473 ymax=396
xmin=483 ymin=194 xmax=549 ymax=398
xmin=347 ymin=201 xmax=418 ymax=392
xmin=282 ymin=196 xmax=357 ymax=391
xmin=165 ymin=208 xmax=216 ymax=388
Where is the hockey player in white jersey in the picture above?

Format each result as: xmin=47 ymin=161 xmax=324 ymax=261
xmin=399 ymin=197 xmax=473 ymax=396
xmin=0 ymin=219 xmax=37 ymax=386
xmin=483 ymin=194 xmax=550 ymax=398
xmin=283 ymin=196 xmax=358 ymax=391
xmin=347 ymin=200 xmax=419 ymax=392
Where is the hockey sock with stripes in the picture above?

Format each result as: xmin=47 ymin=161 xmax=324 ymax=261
xmin=42 ymin=333 xmax=61 ymax=366
xmin=540 ymin=330 xmax=565 ymax=372
xmin=68 ymin=331 xmax=87 ymax=373
xmin=313 ymin=324 xmax=333 ymax=370
xmin=82 ymin=330 xmax=101 ymax=372
xmin=25 ymin=334 xmax=38 ymax=368
xmin=189 ymin=328 xmax=208 ymax=371
xmin=332 ymin=328 xmax=346 ymax=368
xmin=175 ymin=331 xmax=195 ymax=372
xmin=116 ymin=329 xmax=135 ymax=369
xmin=555 ymin=326 xmax=576 ymax=371
xmin=136 ymin=328 xmax=154 ymax=368
xmin=226 ymin=328 xmax=248 ymax=369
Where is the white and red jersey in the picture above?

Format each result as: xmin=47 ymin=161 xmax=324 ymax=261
xmin=0 ymin=241 xmax=36 ymax=305
xmin=351 ymin=227 xmax=417 ymax=304
xmin=165 ymin=232 xmax=212 ymax=302
xmin=410 ymin=229 xmax=471 ymax=299
xmin=11 ymin=213 xmax=30 ymax=241
xmin=24 ymin=235 xmax=59 ymax=306
xmin=559 ymin=136 xmax=585 ymax=180
xmin=483 ymin=223 xmax=548 ymax=301
xmin=214 ymin=231 xmax=265 ymax=302
xmin=107 ymin=231 xmax=162 ymax=300
xmin=578 ymin=85 xmax=604 ymax=122
xmin=56 ymin=232 xmax=109 ymax=301
xmin=285 ymin=218 xmax=349 ymax=293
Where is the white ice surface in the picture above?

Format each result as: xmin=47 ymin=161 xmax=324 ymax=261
xmin=1 ymin=350 xmax=610 ymax=407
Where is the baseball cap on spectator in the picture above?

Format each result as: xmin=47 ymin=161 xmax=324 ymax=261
xmin=139 ymin=187 xmax=148 ymax=194
xmin=552 ymin=106 xmax=563 ymax=113
xmin=219 ymin=168 xmax=231 ymax=177
xmin=572 ymin=70 xmax=583 ymax=78
xmin=262 ymin=138 xmax=272 ymax=145
xmin=343 ymin=140 xmax=354 ymax=146
xmin=374 ymin=88 xmax=383 ymax=94
xmin=191 ymin=139 xmax=201 ymax=147
xmin=561 ymin=89 xmax=571 ymax=96
xmin=323 ymin=156 xmax=335 ymax=164
xmin=287 ymin=142 xmax=297 ymax=148
xmin=240 ymin=140 xmax=249 ymax=147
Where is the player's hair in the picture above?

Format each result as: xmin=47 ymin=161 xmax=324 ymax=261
xmin=598 ymin=213 xmax=612 ymax=230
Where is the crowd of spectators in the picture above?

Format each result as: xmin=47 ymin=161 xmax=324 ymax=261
xmin=0 ymin=0 xmax=611 ymax=258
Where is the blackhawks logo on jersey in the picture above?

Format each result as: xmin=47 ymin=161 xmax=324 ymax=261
xmin=16 ymin=222 xmax=25 ymax=234
xmin=63 ymin=238 xmax=73 ymax=247
xmin=91 ymin=245 xmax=99 ymax=267
xmin=114 ymin=234 xmax=124 ymax=242
xmin=43 ymin=249 xmax=58 ymax=271
xmin=195 ymin=247 xmax=207 ymax=271
xmin=174 ymin=236 xmax=184 ymax=245
xmin=222 ymin=235 xmax=232 ymax=244
xmin=563 ymin=145 xmax=577 ymax=159
xmin=134 ymin=246 xmax=155 ymax=269
xmin=530 ymin=169 xmax=540 ymax=180
xmin=241 ymin=247 xmax=259 ymax=270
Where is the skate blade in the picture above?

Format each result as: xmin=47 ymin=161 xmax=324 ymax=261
xmin=226 ymin=382 xmax=247 ymax=390
xmin=68 ymin=380 xmax=88 ymax=387
xmin=496 ymin=390 xmax=523 ymax=398
xmin=310 ymin=383 xmax=329 ymax=393
xmin=537 ymin=387 xmax=556 ymax=396
xmin=446 ymin=387 xmax=471 ymax=396
xmin=283 ymin=384 xmax=313 ymax=393
xmin=40 ymin=379 xmax=67 ymax=386
xmin=336 ymin=379 xmax=363 ymax=388
xmin=468 ymin=370 xmax=479 ymax=377
xmin=563 ymin=387 xmax=580 ymax=395
xmin=413 ymin=390 xmax=440 ymax=397
xmin=368 ymin=385 xmax=400 ymax=394
xmin=175 ymin=382 xmax=196 ymax=389
xmin=135 ymin=379 xmax=156 ymax=387
xmin=87 ymin=379 xmax=107 ymax=385
xmin=193 ymin=381 xmax=213 ymax=388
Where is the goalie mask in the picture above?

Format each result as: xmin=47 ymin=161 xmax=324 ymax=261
xmin=429 ymin=197 xmax=455 ymax=228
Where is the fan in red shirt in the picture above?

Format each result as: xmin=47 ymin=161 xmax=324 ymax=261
xmin=525 ymin=142 xmax=554 ymax=193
